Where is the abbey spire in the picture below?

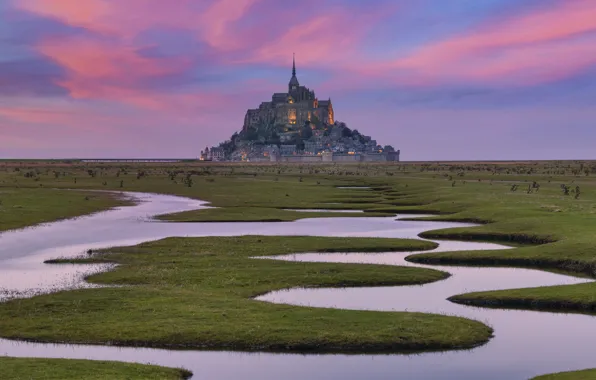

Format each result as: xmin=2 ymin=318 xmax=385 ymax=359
xmin=220 ymin=52 xmax=399 ymax=163
xmin=288 ymin=53 xmax=299 ymax=92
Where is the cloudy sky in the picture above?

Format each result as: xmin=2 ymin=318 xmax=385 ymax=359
xmin=1 ymin=0 xmax=595 ymax=160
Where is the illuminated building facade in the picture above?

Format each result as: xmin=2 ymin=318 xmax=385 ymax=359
xmin=242 ymin=55 xmax=334 ymax=133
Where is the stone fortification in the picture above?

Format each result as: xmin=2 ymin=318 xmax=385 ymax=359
xmin=203 ymin=55 xmax=399 ymax=162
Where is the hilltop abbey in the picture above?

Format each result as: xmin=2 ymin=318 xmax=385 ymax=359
xmin=242 ymin=55 xmax=335 ymax=134
xmin=202 ymin=56 xmax=399 ymax=162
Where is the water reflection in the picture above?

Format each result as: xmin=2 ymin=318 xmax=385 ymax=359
xmin=283 ymin=209 xmax=365 ymax=213
xmin=0 ymin=192 xmax=594 ymax=380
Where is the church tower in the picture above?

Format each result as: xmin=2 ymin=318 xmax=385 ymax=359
xmin=288 ymin=53 xmax=299 ymax=93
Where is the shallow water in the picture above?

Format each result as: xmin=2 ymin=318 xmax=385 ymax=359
xmin=336 ymin=186 xmax=371 ymax=189
xmin=0 ymin=192 xmax=594 ymax=380
xmin=283 ymin=209 xmax=365 ymax=213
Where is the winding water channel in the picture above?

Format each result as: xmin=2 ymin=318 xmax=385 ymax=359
xmin=0 ymin=191 xmax=594 ymax=379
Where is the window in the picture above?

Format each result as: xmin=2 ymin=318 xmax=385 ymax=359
xmin=288 ymin=108 xmax=297 ymax=124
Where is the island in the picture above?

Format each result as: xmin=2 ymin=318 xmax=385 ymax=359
xmin=201 ymin=55 xmax=400 ymax=163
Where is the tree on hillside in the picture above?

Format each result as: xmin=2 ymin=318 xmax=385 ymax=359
xmin=241 ymin=127 xmax=259 ymax=141
xmin=219 ymin=140 xmax=235 ymax=155
xmin=342 ymin=126 xmax=353 ymax=138
xmin=219 ymin=132 xmax=240 ymax=154
xmin=301 ymin=125 xmax=313 ymax=140
xmin=352 ymin=129 xmax=366 ymax=144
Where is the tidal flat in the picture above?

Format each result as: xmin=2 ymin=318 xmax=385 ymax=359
xmin=0 ymin=187 xmax=130 ymax=232
xmin=0 ymin=357 xmax=191 ymax=380
xmin=1 ymin=160 xmax=596 ymax=379
xmin=0 ymin=235 xmax=491 ymax=352
xmin=531 ymin=369 xmax=596 ymax=380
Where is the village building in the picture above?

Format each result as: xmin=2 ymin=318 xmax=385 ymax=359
xmin=206 ymin=55 xmax=399 ymax=163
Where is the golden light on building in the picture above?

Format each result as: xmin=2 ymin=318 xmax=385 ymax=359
xmin=288 ymin=108 xmax=297 ymax=124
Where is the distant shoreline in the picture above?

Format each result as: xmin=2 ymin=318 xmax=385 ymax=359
xmin=0 ymin=158 xmax=595 ymax=163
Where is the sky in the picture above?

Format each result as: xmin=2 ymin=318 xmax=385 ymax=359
xmin=0 ymin=0 xmax=595 ymax=160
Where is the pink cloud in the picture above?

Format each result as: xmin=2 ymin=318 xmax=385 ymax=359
xmin=34 ymin=35 xmax=194 ymax=106
xmin=15 ymin=0 xmax=129 ymax=37
xmin=401 ymin=1 xmax=596 ymax=64
xmin=15 ymin=0 xmax=260 ymax=49
xmin=0 ymin=106 xmax=77 ymax=125
xmin=38 ymin=37 xmax=184 ymax=79
xmin=463 ymin=38 xmax=596 ymax=85
xmin=0 ymin=97 xmax=195 ymax=152
xmin=16 ymin=0 xmax=596 ymax=89
xmin=246 ymin=5 xmax=394 ymax=68
xmin=16 ymin=0 xmax=391 ymax=69
xmin=199 ymin=0 xmax=261 ymax=49
xmin=0 ymin=100 xmax=123 ymax=134
xmin=0 ymin=94 xmax=245 ymax=157
xmin=360 ymin=0 xmax=596 ymax=85
xmin=15 ymin=0 xmax=268 ymax=109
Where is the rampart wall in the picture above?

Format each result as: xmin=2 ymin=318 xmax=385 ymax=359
xmin=275 ymin=152 xmax=399 ymax=163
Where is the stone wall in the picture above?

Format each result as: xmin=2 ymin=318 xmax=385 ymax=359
xmin=248 ymin=157 xmax=270 ymax=163
xmin=270 ymin=151 xmax=399 ymax=163
xmin=362 ymin=153 xmax=387 ymax=162
xmin=332 ymin=154 xmax=363 ymax=162
xmin=280 ymin=155 xmax=322 ymax=163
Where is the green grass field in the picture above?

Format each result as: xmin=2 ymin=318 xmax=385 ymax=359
xmin=158 ymin=206 xmax=388 ymax=222
xmin=531 ymin=369 xmax=596 ymax=380
xmin=0 ymin=236 xmax=495 ymax=352
xmin=1 ymin=161 xmax=596 ymax=315
xmin=1 ymin=160 xmax=596 ymax=377
xmin=0 ymin=357 xmax=191 ymax=379
xmin=0 ymin=188 xmax=129 ymax=232
xmin=447 ymin=282 xmax=596 ymax=313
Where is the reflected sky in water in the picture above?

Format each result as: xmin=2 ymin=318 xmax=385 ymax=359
xmin=0 ymin=192 xmax=594 ymax=380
